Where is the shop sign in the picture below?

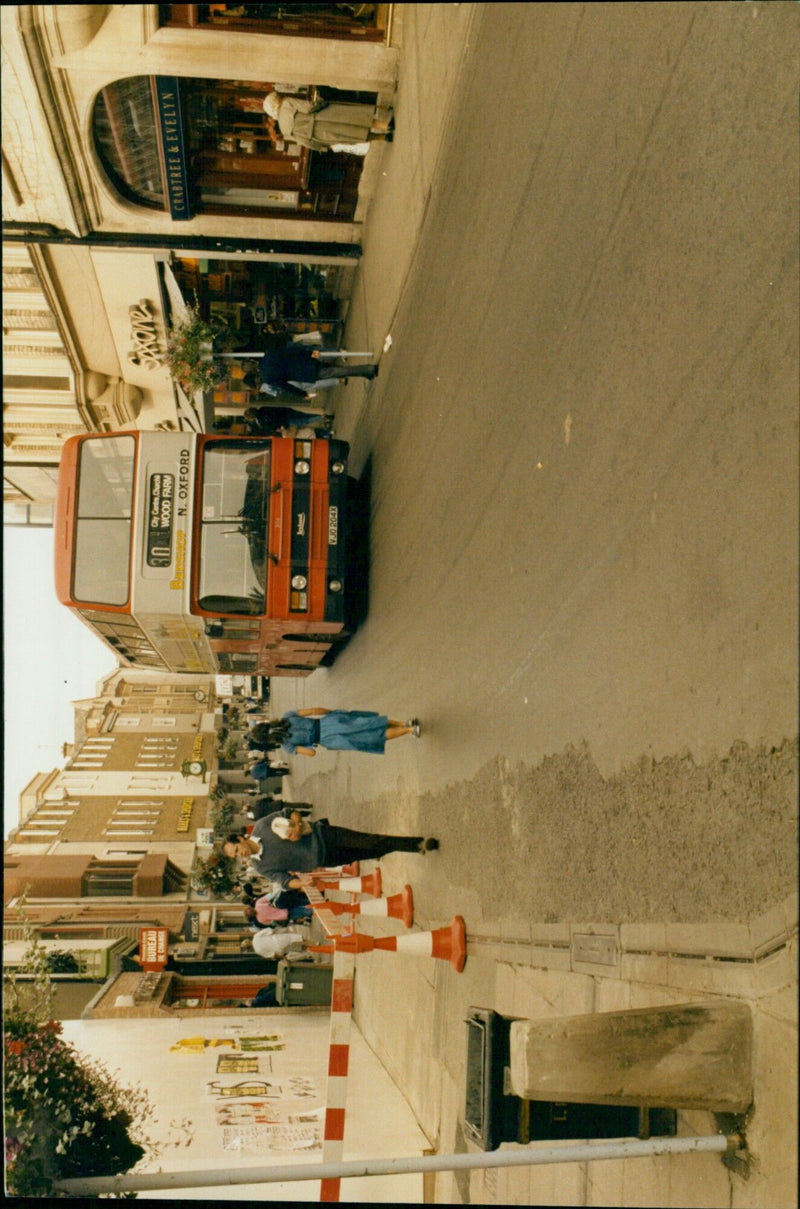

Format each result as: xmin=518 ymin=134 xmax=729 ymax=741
xmin=182 ymin=911 xmax=201 ymax=942
xmin=127 ymin=299 xmax=165 ymax=369
xmin=134 ymin=971 xmax=164 ymax=1002
xmin=177 ymin=795 xmax=195 ymax=832
xmin=139 ymin=927 xmax=169 ymax=971
xmin=196 ymin=827 xmax=215 ymax=848
xmin=155 ymin=77 xmax=193 ymax=220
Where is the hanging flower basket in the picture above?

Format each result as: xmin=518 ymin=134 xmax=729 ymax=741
xmin=161 ymin=304 xmax=237 ymax=395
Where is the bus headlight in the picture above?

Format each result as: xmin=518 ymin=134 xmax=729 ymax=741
xmin=295 ymin=460 xmax=310 ymax=475
xmin=291 ymin=574 xmax=308 ymax=590
xmin=328 ymin=578 xmax=343 ymax=594
xmin=331 ymin=459 xmax=346 ymax=475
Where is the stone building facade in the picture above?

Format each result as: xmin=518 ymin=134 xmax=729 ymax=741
xmin=2 ymin=4 xmax=401 ymax=466
xmin=3 ymin=668 xmax=217 ymax=936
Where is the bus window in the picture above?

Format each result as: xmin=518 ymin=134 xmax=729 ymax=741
xmin=73 ymin=436 xmax=135 ymax=606
xmin=197 ymin=441 xmax=271 ymax=615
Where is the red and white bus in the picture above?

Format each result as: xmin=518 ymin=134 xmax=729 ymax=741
xmin=54 ymin=430 xmax=351 ymax=677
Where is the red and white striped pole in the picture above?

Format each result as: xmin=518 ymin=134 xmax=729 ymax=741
xmin=320 ymin=947 xmax=356 ymax=1202
xmin=323 ymin=885 xmax=414 ymax=929
xmin=314 ymin=868 xmax=382 ymax=898
xmin=332 ymin=916 xmax=467 ymax=973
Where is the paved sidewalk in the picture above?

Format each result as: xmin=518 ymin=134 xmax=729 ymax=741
xmin=329 ymin=2 xmax=480 ymax=475
xmin=348 ymin=889 xmax=797 ymax=1208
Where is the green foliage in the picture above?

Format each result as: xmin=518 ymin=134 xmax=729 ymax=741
xmin=46 ymin=950 xmax=85 ymax=974
xmin=161 ymin=303 xmax=237 ymax=395
xmin=3 ymin=904 xmax=154 ymax=1197
xmin=209 ymin=797 xmax=237 ymax=838
xmin=190 ymin=851 xmax=239 ymax=899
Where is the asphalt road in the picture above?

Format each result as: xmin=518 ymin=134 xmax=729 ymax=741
xmin=274 ymin=3 xmax=798 ymax=925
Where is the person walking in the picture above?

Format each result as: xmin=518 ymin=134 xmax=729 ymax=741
xmin=247 ymin=755 xmax=289 ymax=781
xmin=254 ymin=345 xmax=379 ymax=399
xmin=258 ymin=708 xmax=420 ymax=757
xmin=263 ymin=91 xmax=392 ymax=154
xmin=222 ymin=806 xmax=438 ymax=893
xmin=247 ymin=795 xmax=312 ymax=823
xmin=243 ymin=404 xmax=332 ymax=436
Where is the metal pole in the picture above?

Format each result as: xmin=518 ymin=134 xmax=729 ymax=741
xmin=53 ymin=1133 xmax=741 ymax=1197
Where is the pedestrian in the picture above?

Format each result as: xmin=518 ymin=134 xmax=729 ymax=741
xmin=257 ymin=708 xmax=420 ymax=758
xmin=247 ymin=795 xmax=311 ymax=823
xmin=253 ymin=886 xmax=314 ymax=926
xmin=243 ymin=405 xmax=331 ymax=436
xmin=254 ymin=345 xmax=379 ymax=399
xmin=251 ymin=926 xmax=308 ymax=960
xmin=247 ymin=755 xmax=289 ymax=781
xmin=222 ymin=807 xmax=438 ymax=893
xmin=263 ymin=91 xmax=392 ymax=154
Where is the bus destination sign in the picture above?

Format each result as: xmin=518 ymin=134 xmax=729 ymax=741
xmin=147 ymin=473 xmax=175 ymax=567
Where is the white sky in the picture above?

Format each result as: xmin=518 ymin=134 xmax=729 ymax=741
xmin=3 ymin=525 xmax=116 ymax=836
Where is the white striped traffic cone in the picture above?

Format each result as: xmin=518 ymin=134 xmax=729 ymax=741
xmin=312 ymin=862 xmax=360 ymax=877
xmin=315 ymin=868 xmax=382 ymax=898
xmin=333 ymin=916 xmax=466 ymax=973
xmin=323 ymin=885 xmax=413 ymax=929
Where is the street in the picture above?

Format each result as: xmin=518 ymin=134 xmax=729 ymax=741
xmin=274 ymin=2 xmax=797 ymax=929
xmin=269 ymin=7 xmax=797 ymax=1193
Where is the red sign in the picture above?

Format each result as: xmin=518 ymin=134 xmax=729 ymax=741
xmin=139 ymin=927 xmax=169 ymax=971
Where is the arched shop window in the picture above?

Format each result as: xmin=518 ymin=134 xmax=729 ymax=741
xmin=92 ymin=77 xmax=367 ymax=221
xmin=93 ymin=78 xmax=165 ymax=211
xmin=159 ymin=4 xmax=387 ymax=42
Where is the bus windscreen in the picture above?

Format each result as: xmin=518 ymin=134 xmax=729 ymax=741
xmin=73 ymin=436 xmax=135 ymax=605
xmin=197 ymin=441 xmax=271 ymax=615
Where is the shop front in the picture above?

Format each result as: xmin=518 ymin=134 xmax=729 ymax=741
xmin=159 ymin=3 xmax=391 ymax=42
xmin=93 ymin=76 xmax=370 ymax=223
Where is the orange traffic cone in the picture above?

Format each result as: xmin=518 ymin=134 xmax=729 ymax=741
xmin=333 ymin=916 xmax=466 ymax=973
xmin=315 ymin=868 xmax=382 ymax=898
xmin=312 ymin=861 xmax=360 ymax=877
xmin=323 ymin=885 xmax=414 ymax=929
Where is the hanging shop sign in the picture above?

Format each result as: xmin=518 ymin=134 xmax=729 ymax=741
xmin=139 ymin=927 xmax=169 ymax=971
xmin=155 ymin=77 xmax=193 ymax=220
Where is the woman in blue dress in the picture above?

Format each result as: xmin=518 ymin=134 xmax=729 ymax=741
xmin=261 ymin=709 xmax=421 ymax=757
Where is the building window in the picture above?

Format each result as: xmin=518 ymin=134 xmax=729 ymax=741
xmin=83 ymin=859 xmax=137 ymax=896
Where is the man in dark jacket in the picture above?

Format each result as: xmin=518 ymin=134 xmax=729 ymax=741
xmin=222 ymin=807 xmax=438 ymax=892
xmin=256 ymin=346 xmax=378 ymax=397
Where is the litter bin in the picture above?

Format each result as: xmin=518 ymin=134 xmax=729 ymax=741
xmin=275 ymin=958 xmax=333 ymax=1006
